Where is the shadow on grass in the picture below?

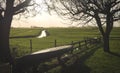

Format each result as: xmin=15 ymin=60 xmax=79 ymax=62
xmin=13 ymin=44 xmax=102 ymax=73
xmin=61 ymin=45 xmax=102 ymax=73
xmin=108 ymin=51 xmax=120 ymax=57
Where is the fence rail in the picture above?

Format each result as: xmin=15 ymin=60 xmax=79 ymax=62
xmin=13 ymin=37 xmax=102 ymax=73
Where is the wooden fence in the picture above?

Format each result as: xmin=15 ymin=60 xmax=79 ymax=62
xmin=13 ymin=37 xmax=102 ymax=73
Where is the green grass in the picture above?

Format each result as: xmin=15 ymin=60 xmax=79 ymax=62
xmin=10 ymin=27 xmax=101 ymax=56
xmin=46 ymin=40 xmax=120 ymax=73
xmin=9 ymin=27 xmax=120 ymax=73
xmin=10 ymin=28 xmax=41 ymax=37
xmin=86 ymin=40 xmax=120 ymax=73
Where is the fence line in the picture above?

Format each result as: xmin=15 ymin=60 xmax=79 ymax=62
xmin=13 ymin=37 xmax=102 ymax=73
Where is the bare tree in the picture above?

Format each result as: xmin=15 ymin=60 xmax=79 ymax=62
xmin=0 ymin=0 xmax=39 ymax=65
xmin=45 ymin=0 xmax=120 ymax=52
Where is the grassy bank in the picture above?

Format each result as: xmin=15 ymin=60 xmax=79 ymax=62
xmin=9 ymin=27 xmax=120 ymax=73
xmin=86 ymin=39 xmax=120 ymax=73
xmin=10 ymin=27 xmax=100 ymax=56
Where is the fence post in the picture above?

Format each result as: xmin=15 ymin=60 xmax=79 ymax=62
xmin=85 ymin=39 xmax=88 ymax=48
xmin=54 ymin=39 xmax=57 ymax=47
xmin=89 ymin=38 xmax=92 ymax=45
xmin=70 ymin=41 xmax=74 ymax=53
xmin=78 ymin=41 xmax=81 ymax=49
xmin=98 ymin=37 xmax=102 ymax=43
xmin=71 ymin=41 xmax=73 ymax=45
xmin=30 ymin=39 xmax=32 ymax=53
xmin=12 ymin=48 xmax=17 ymax=58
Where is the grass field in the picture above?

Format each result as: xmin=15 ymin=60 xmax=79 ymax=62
xmin=10 ymin=27 xmax=120 ymax=73
xmin=10 ymin=27 xmax=101 ymax=56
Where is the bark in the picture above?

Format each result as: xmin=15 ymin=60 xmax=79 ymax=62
xmin=0 ymin=17 xmax=14 ymax=64
xmin=0 ymin=0 xmax=15 ymax=64
xmin=0 ymin=22 xmax=12 ymax=63
xmin=103 ymin=34 xmax=110 ymax=52
xmin=94 ymin=12 xmax=113 ymax=52
xmin=103 ymin=12 xmax=113 ymax=52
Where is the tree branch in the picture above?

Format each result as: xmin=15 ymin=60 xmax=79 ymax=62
xmin=13 ymin=0 xmax=31 ymax=14
xmin=111 ymin=0 xmax=120 ymax=8
xmin=14 ymin=9 xmax=25 ymax=15
xmin=94 ymin=13 xmax=105 ymax=36
xmin=112 ymin=8 xmax=120 ymax=14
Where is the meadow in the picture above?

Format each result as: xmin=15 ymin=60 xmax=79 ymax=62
xmin=10 ymin=27 xmax=100 ymax=56
xmin=10 ymin=27 xmax=120 ymax=73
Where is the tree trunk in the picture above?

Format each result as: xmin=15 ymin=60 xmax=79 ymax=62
xmin=0 ymin=0 xmax=14 ymax=64
xmin=0 ymin=24 xmax=12 ymax=62
xmin=103 ymin=34 xmax=110 ymax=52
xmin=94 ymin=12 xmax=112 ymax=52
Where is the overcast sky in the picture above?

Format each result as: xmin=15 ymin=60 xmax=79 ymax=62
xmin=11 ymin=0 xmax=120 ymax=28
xmin=12 ymin=13 xmax=72 ymax=28
xmin=11 ymin=0 xmax=71 ymax=28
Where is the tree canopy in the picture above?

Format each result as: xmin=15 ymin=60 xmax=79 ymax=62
xmin=0 ymin=0 xmax=40 ymax=63
xmin=0 ymin=0 xmax=40 ymax=18
xmin=45 ymin=0 xmax=120 ymax=52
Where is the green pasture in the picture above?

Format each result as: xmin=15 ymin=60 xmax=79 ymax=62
xmin=9 ymin=27 xmax=120 ymax=73
xmin=10 ymin=27 xmax=101 ymax=56
xmin=10 ymin=27 xmax=120 ymax=56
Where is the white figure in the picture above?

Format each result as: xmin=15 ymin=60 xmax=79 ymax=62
xmin=37 ymin=30 xmax=48 ymax=38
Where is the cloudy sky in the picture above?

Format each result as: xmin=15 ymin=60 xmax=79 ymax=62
xmin=12 ymin=13 xmax=72 ymax=28
xmin=12 ymin=0 xmax=71 ymax=28
xmin=11 ymin=0 xmax=119 ymax=28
